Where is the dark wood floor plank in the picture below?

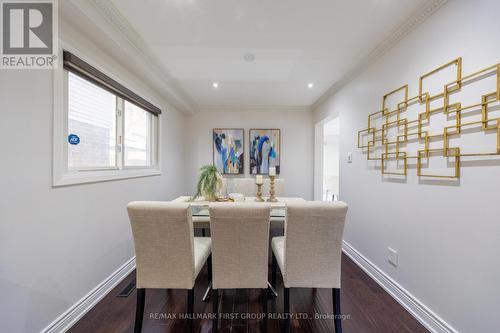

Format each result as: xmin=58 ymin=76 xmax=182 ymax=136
xmin=68 ymin=255 xmax=428 ymax=333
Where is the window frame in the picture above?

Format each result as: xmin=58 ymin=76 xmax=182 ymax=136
xmin=53 ymin=44 xmax=161 ymax=187
xmin=122 ymin=100 xmax=157 ymax=169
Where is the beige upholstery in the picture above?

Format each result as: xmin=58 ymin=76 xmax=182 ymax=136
xmin=221 ymin=178 xmax=255 ymax=196
xmin=271 ymin=236 xmax=285 ymax=273
xmin=272 ymin=201 xmax=348 ymax=288
xmin=194 ymin=237 xmax=212 ymax=277
xmin=222 ymin=177 xmax=285 ymax=197
xmin=209 ymin=203 xmax=271 ymax=289
xmin=127 ymin=201 xmax=211 ymax=289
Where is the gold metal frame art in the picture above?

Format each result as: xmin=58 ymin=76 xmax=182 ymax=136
xmin=357 ymin=57 xmax=500 ymax=178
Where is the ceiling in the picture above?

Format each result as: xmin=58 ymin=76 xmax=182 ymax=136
xmin=60 ymin=0 xmax=444 ymax=113
xmin=105 ymin=0 xmax=430 ymax=109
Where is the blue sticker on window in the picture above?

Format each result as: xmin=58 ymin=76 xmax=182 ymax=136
xmin=68 ymin=134 xmax=80 ymax=145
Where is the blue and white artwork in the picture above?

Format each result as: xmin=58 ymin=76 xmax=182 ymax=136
xmin=213 ymin=129 xmax=244 ymax=174
xmin=249 ymin=129 xmax=280 ymax=174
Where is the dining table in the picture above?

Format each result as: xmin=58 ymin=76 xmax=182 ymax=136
xmin=172 ymin=196 xmax=306 ymax=228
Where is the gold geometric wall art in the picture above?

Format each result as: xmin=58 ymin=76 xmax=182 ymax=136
xmin=358 ymin=57 xmax=500 ymax=179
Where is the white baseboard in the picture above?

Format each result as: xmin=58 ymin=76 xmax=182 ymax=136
xmin=41 ymin=257 xmax=136 ymax=333
xmin=342 ymin=241 xmax=458 ymax=333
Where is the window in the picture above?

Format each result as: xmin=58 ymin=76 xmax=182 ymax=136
xmin=53 ymin=50 xmax=161 ymax=186
xmin=68 ymin=72 xmax=117 ymax=169
xmin=124 ymin=101 xmax=153 ymax=167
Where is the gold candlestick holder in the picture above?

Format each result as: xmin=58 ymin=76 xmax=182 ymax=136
xmin=267 ymin=175 xmax=278 ymax=202
xmin=255 ymin=183 xmax=264 ymax=202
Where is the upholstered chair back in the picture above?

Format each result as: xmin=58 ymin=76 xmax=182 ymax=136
xmin=209 ymin=203 xmax=271 ymax=289
xmin=127 ymin=202 xmax=195 ymax=289
xmin=284 ymin=201 xmax=348 ymax=288
xmin=222 ymin=178 xmax=255 ymax=196
xmin=222 ymin=178 xmax=285 ymax=197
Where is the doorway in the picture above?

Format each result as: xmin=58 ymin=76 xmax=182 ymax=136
xmin=314 ymin=116 xmax=339 ymax=201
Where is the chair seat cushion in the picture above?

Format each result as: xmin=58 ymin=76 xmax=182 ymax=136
xmin=271 ymin=236 xmax=285 ymax=275
xmin=194 ymin=237 xmax=212 ymax=278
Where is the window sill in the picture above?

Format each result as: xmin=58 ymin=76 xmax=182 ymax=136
xmin=52 ymin=168 xmax=162 ymax=187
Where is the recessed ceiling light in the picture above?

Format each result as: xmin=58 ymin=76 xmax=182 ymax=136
xmin=212 ymin=82 xmax=219 ymax=88
xmin=308 ymin=83 xmax=314 ymax=88
xmin=244 ymin=52 xmax=255 ymax=62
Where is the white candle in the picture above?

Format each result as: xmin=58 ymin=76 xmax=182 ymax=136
xmin=255 ymin=175 xmax=264 ymax=185
xmin=268 ymin=166 xmax=276 ymax=176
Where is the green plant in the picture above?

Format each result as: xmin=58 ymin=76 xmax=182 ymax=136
xmin=193 ymin=165 xmax=222 ymax=201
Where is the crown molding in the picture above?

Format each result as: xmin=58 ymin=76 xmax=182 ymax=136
xmin=195 ymin=104 xmax=311 ymax=113
xmin=82 ymin=0 xmax=196 ymax=114
xmin=311 ymin=0 xmax=449 ymax=112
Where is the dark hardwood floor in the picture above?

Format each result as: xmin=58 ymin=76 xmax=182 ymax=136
xmin=69 ymin=254 xmax=428 ymax=333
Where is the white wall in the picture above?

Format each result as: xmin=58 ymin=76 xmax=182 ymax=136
xmin=313 ymin=1 xmax=500 ymax=332
xmin=0 ymin=20 xmax=186 ymax=333
xmin=185 ymin=109 xmax=314 ymax=199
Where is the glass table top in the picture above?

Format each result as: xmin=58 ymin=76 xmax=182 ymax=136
xmin=191 ymin=206 xmax=286 ymax=218
xmin=173 ymin=196 xmax=305 ymax=219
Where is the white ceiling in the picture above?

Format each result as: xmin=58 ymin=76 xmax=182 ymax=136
xmin=103 ymin=0 xmax=429 ymax=109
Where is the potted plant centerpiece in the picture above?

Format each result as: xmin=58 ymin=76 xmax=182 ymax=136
xmin=193 ymin=165 xmax=223 ymax=201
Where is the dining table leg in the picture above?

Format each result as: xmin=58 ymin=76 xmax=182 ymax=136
xmin=267 ymin=281 xmax=278 ymax=298
xmin=202 ymin=282 xmax=212 ymax=302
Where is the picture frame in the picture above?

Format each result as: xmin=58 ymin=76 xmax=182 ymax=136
xmin=212 ymin=128 xmax=245 ymax=175
xmin=249 ymin=128 xmax=281 ymax=175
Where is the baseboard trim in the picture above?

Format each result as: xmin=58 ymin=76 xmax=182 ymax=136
xmin=41 ymin=257 xmax=136 ymax=333
xmin=40 ymin=244 xmax=457 ymax=333
xmin=342 ymin=241 xmax=457 ymax=333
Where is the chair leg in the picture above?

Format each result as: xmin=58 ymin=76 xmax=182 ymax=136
xmin=134 ymin=288 xmax=145 ymax=333
xmin=212 ymin=289 xmax=218 ymax=332
xmin=271 ymin=254 xmax=277 ymax=289
xmin=333 ymin=288 xmax=342 ymax=333
xmin=262 ymin=288 xmax=268 ymax=333
xmin=187 ymin=289 xmax=194 ymax=333
xmin=284 ymin=287 xmax=290 ymax=333
xmin=207 ymin=254 xmax=212 ymax=280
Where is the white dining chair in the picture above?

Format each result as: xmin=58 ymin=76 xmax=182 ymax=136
xmin=231 ymin=178 xmax=256 ymax=196
xmin=127 ymin=201 xmax=212 ymax=333
xmin=209 ymin=202 xmax=271 ymax=332
xmin=222 ymin=177 xmax=285 ymax=197
xmin=271 ymin=201 xmax=348 ymax=333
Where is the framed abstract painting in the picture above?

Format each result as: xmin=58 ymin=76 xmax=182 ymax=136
xmin=213 ymin=128 xmax=244 ymax=174
xmin=249 ymin=129 xmax=280 ymax=174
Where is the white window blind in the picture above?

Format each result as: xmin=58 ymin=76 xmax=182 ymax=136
xmin=54 ymin=51 xmax=162 ymax=186
xmin=68 ymin=72 xmax=117 ymax=169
